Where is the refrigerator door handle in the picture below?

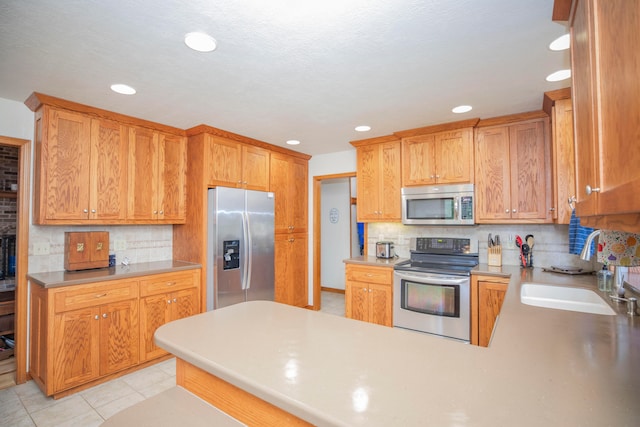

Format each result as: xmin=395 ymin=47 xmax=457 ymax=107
xmin=241 ymin=211 xmax=250 ymax=290
xmin=245 ymin=211 xmax=253 ymax=290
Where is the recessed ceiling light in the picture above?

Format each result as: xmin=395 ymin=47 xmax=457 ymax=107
xmin=549 ymin=34 xmax=570 ymax=51
xmin=546 ymin=69 xmax=571 ymax=82
xmin=452 ymin=105 xmax=472 ymax=114
xmin=355 ymin=125 xmax=371 ymax=132
xmin=184 ymin=32 xmax=217 ymax=52
xmin=286 ymin=140 xmax=301 ymax=145
xmin=110 ymin=84 xmax=136 ymax=95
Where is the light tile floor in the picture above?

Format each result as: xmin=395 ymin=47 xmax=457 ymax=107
xmin=0 ymin=293 xmax=344 ymax=427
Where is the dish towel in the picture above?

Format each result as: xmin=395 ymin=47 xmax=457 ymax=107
xmin=569 ymin=209 xmax=596 ymax=255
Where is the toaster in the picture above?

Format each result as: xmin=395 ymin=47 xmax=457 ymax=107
xmin=376 ymin=241 xmax=395 ymax=259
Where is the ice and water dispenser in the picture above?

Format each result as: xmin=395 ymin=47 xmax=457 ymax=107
xmin=223 ymin=240 xmax=240 ymax=270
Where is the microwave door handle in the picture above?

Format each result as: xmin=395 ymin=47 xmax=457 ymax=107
xmin=454 ymin=196 xmax=459 ymax=220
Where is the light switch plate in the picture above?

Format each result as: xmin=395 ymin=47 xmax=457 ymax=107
xmin=34 ymin=242 xmax=49 ymax=255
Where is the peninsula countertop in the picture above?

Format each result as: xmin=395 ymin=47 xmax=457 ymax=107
xmin=155 ymin=267 xmax=640 ymax=426
xmin=28 ymin=260 xmax=201 ymax=288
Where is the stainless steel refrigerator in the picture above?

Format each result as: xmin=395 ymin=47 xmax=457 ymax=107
xmin=206 ymin=187 xmax=275 ymax=310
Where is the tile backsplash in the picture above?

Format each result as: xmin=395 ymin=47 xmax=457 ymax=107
xmin=367 ymin=222 xmax=597 ymax=270
xmin=28 ymin=225 xmax=173 ymax=274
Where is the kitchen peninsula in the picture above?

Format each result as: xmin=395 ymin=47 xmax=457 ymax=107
xmin=155 ymin=267 xmax=640 ymax=426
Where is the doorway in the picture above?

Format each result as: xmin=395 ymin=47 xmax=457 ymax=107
xmin=0 ymin=135 xmax=30 ymax=388
xmin=312 ymin=172 xmax=356 ymax=311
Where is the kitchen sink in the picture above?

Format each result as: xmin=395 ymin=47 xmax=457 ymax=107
xmin=520 ymin=283 xmax=616 ymax=315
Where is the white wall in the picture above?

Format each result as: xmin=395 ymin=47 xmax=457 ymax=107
xmin=0 ymin=97 xmax=174 ymax=274
xmin=320 ymin=178 xmax=351 ymax=290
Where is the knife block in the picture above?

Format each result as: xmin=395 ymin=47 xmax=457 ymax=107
xmin=487 ymin=245 xmax=502 ymax=267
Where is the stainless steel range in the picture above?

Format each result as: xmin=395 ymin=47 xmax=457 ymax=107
xmin=393 ymin=237 xmax=478 ymax=342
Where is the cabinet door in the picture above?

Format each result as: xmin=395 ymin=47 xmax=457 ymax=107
xmin=436 ymin=129 xmax=473 ymax=184
xmin=478 ymin=281 xmax=507 ymax=347
xmin=90 ymin=118 xmax=128 ymax=221
xmin=356 ymin=144 xmax=381 ymax=221
xmin=509 ymin=121 xmax=549 ymax=220
xmin=158 ymin=132 xmax=186 ymax=222
xmin=402 ymin=134 xmax=437 ymax=186
xmin=570 ymin=0 xmax=598 ymax=216
xmin=53 ymin=307 xmax=100 ymax=391
xmin=274 ymin=234 xmax=307 ymax=307
xmin=139 ymin=294 xmax=171 ymax=361
xmin=43 ymin=108 xmax=92 ymax=221
xmin=290 ymin=157 xmax=308 ymax=233
xmin=170 ymin=287 xmax=199 ymax=321
xmin=270 ymin=154 xmax=291 ymax=234
xmin=207 ymin=136 xmax=242 ymax=187
xmin=551 ymin=99 xmax=576 ymax=224
xmin=369 ymin=283 xmax=392 ymax=326
xmin=271 ymin=153 xmax=308 ymax=234
xmin=591 ymin=0 xmax=640 ymax=215
xmin=242 ymin=145 xmax=270 ymax=191
xmin=345 ymin=281 xmax=369 ymax=322
xmin=475 ymin=127 xmax=511 ymax=221
xmin=378 ymin=141 xmax=401 ymax=221
xmin=128 ymin=127 xmax=159 ymax=220
xmin=99 ymin=299 xmax=139 ymax=375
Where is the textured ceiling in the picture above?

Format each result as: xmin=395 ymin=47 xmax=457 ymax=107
xmin=0 ymin=0 xmax=570 ymax=156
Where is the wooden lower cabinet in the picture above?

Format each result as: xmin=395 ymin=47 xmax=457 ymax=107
xmin=139 ymin=272 xmax=200 ymax=361
xmin=29 ymin=269 xmax=201 ymax=397
xmin=470 ymin=274 xmax=509 ymax=347
xmin=345 ymin=264 xmax=393 ymax=327
xmin=274 ymin=233 xmax=308 ymax=307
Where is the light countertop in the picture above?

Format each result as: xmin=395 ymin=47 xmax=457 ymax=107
xmin=28 ymin=260 xmax=201 ymax=288
xmin=155 ymin=267 xmax=640 ymax=426
xmin=342 ymin=255 xmax=407 ymax=267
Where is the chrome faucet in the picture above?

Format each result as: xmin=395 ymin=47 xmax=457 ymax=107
xmin=580 ymin=229 xmax=601 ymax=260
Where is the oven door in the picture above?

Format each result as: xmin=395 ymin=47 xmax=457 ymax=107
xmin=393 ymin=270 xmax=470 ymax=342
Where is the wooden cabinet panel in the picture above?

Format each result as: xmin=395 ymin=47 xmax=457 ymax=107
xmin=128 ymin=127 xmax=187 ymax=223
xmin=550 ymin=97 xmax=576 ymax=224
xmin=355 ymin=139 xmax=401 ymax=222
xmin=344 ymin=264 xmax=393 ymax=326
xmin=139 ymin=293 xmax=171 ymax=361
xmin=568 ymin=0 xmax=640 ymax=228
xmin=270 ymin=153 xmax=308 ymax=234
xmin=475 ymin=117 xmax=551 ymax=223
xmin=401 ymin=128 xmax=474 ymax=186
xmin=470 ymin=274 xmax=509 ymax=347
xmin=207 ymin=136 xmax=270 ymax=191
xmin=99 ymin=299 xmax=139 ymax=375
xmin=274 ymin=233 xmax=308 ymax=307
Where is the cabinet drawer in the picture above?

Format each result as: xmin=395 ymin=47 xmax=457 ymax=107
xmin=53 ymin=280 xmax=139 ymax=313
xmin=139 ymin=271 xmax=197 ymax=297
xmin=346 ymin=265 xmax=393 ymax=285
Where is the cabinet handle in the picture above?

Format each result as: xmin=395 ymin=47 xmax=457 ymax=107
xmin=102 ymin=313 xmax=108 ymax=319
xmin=95 ymin=293 xmax=108 ymax=298
xmin=585 ymin=185 xmax=600 ymax=195
xmin=166 ymin=281 xmax=176 ymax=286
xmin=94 ymin=315 xmax=99 ymax=320
xmin=549 ymin=207 xmax=556 ymax=212
xmin=289 ymin=238 xmax=295 ymax=242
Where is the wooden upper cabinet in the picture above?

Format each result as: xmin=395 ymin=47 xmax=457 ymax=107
xmin=26 ymin=93 xmax=187 ymax=225
xmin=128 ymin=127 xmax=187 ymax=223
xmin=32 ymin=106 xmax=128 ymax=224
xmin=475 ymin=115 xmax=551 ymax=223
xmin=207 ymin=135 xmax=270 ymax=191
xmin=270 ymin=153 xmax=308 ymax=234
xmin=564 ymin=0 xmax=640 ymax=230
xmin=401 ymin=127 xmax=474 ymax=186
xmin=352 ymin=136 xmax=401 ymax=222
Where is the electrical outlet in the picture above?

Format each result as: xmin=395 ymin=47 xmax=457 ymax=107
xmin=33 ymin=242 xmax=49 ymax=255
xmin=114 ymin=240 xmax=126 ymax=251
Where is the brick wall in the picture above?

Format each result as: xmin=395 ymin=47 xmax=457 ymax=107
xmin=0 ymin=145 xmax=18 ymax=235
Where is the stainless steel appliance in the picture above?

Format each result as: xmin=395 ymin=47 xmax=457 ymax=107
xmin=393 ymin=237 xmax=478 ymax=342
xmin=401 ymin=183 xmax=474 ymax=225
xmin=206 ymin=187 xmax=275 ymax=310
xmin=376 ymin=241 xmax=395 ymax=259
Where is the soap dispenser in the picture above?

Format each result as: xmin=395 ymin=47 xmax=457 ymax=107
xmin=597 ymin=266 xmax=613 ymax=292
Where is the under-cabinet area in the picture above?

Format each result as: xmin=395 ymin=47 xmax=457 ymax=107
xmin=27 ymin=263 xmax=200 ymax=398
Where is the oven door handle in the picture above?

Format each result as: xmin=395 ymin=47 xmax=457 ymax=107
xmin=394 ymin=271 xmax=468 ymax=285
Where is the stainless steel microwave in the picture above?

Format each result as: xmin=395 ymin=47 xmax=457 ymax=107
xmin=401 ymin=184 xmax=474 ymax=225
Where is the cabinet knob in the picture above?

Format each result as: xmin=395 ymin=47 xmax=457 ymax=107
xmin=91 ymin=209 xmax=96 ymax=213
xmin=369 ymin=289 xmax=372 ymax=293
xmin=549 ymin=207 xmax=556 ymax=212
xmin=102 ymin=313 xmax=108 ymax=319
xmin=430 ymin=175 xmax=435 ymax=179
xmin=167 ymin=299 xmax=172 ymax=304
xmin=173 ymin=298 xmax=177 ymax=303
xmin=83 ymin=209 xmax=89 ymax=213
xmin=435 ymin=175 xmax=440 ymax=179
xmin=289 ymin=238 xmax=295 ymax=242
xmin=505 ymin=209 xmax=509 ymax=214
xmin=159 ymin=210 xmax=164 ymax=215
xmin=94 ymin=315 xmax=99 ymax=320
xmin=154 ymin=210 xmax=158 ymax=214
xmin=585 ymin=185 xmax=600 ymax=195
xmin=512 ymin=209 xmax=517 ymax=213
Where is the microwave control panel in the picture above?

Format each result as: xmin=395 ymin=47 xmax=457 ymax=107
xmin=460 ymin=196 xmax=473 ymax=220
